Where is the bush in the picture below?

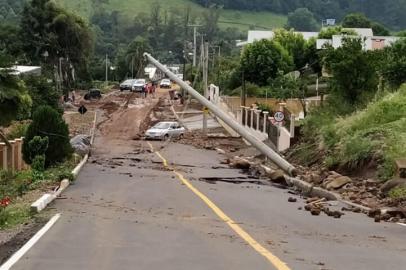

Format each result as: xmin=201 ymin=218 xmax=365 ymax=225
xmin=23 ymin=106 xmax=72 ymax=167
xmin=5 ymin=121 xmax=30 ymax=140
xmin=31 ymin=155 xmax=46 ymax=172
xmin=26 ymin=136 xmax=48 ymax=163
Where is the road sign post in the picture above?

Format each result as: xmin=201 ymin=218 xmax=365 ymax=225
xmin=78 ymin=105 xmax=88 ymax=115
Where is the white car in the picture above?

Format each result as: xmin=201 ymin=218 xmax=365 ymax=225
xmin=145 ymin=122 xmax=185 ymax=140
xmin=132 ymin=79 xmax=147 ymax=92
xmin=160 ymin=79 xmax=171 ymax=89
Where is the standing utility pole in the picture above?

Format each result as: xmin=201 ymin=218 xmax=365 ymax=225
xmin=202 ymin=41 xmax=209 ymax=134
xmin=241 ymin=71 xmax=246 ymax=107
xmin=131 ymin=56 xmax=134 ymax=78
xmin=188 ymin=25 xmax=201 ymax=67
xmin=105 ymin=54 xmax=109 ymax=87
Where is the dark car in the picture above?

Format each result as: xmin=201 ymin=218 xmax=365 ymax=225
xmin=84 ymin=89 xmax=102 ymax=100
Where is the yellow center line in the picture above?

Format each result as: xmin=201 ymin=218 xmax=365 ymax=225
xmin=147 ymin=142 xmax=291 ymax=270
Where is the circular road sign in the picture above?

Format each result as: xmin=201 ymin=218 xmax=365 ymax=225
xmin=274 ymin=111 xmax=285 ymax=122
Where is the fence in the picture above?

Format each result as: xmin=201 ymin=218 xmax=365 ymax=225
xmin=222 ymin=96 xmax=322 ymax=120
xmin=0 ymin=138 xmax=28 ymax=171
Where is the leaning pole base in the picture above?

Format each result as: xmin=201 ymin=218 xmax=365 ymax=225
xmin=144 ymin=53 xmax=297 ymax=176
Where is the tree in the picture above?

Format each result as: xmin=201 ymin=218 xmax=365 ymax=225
xmin=273 ymin=29 xmax=307 ymax=70
xmin=202 ymin=4 xmax=221 ymax=41
xmin=125 ymin=36 xmax=151 ymax=78
xmin=240 ymin=39 xmax=293 ymax=86
xmin=22 ymin=106 xmax=72 ymax=167
xmin=318 ymin=26 xmax=357 ymax=39
xmin=323 ymin=38 xmax=379 ymax=104
xmin=371 ymin=22 xmax=390 ymax=36
xmin=382 ymin=38 xmax=406 ymax=87
xmin=342 ymin=13 xmax=372 ymax=28
xmin=342 ymin=13 xmax=390 ymax=36
xmin=0 ymin=54 xmax=32 ymax=126
xmin=286 ymin=8 xmax=319 ymax=32
xmin=20 ymin=0 xmax=94 ymax=90
xmin=0 ymin=24 xmax=24 ymax=60
xmin=24 ymin=75 xmax=62 ymax=115
xmin=269 ymin=71 xmax=309 ymax=116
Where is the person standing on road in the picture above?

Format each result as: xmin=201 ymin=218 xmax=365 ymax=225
xmin=152 ymin=82 xmax=156 ymax=98
xmin=142 ymin=84 xmax=147 ymax=99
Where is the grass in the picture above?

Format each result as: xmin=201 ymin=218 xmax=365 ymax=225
xmin=0 ymin=157 xmax=77 ymax=229
xmin=55 ymin=0 xmax=287 ymax=30
xmin=292 ymin=85 xmax=406 ymax=180
xmin=330 ymin=86 xmax=406 ymax=179
xmin=389 ymin=187 xmax=406 ymax=199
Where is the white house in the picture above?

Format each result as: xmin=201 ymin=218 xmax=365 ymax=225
xmin=0 ymin=65 xmax=42 ymax=76
xmin=317 ymin=28 xmax=401 ymax=50
xmin=237 ymin=30 xmax=319 ymax=47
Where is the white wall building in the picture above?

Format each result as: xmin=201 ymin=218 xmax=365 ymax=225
xmin=0 ymin=65 xmax=42 ymax=76
xmin=237 ymin=30 xmax=319 ymax=47
xmin=317 ymin=28 xmax=401 ymax=50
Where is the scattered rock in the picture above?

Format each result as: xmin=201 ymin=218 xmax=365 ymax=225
xmin=230 ymin=158 xmax=251 ymax=170
xmin=268 ymin=170 xmax=286 ymax=185
xmin=288 ymin=197 xmax=297 ymax=203
xmin=311 ymin=208 xmax=321 ymax=216
xmin=326 ymin=176 xmax=352 ymax=190
xmin=380 ymin=178 xmax=406 ymax=195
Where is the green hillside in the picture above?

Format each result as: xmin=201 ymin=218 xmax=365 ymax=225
xmin=55 ymin=0 xmax=286 ymax=31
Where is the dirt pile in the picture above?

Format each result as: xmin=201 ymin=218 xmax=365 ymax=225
xmin=96 ymin=91 xmax=159 ymax=140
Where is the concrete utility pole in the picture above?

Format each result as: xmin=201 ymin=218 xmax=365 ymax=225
xmin=241 ymin=71 xmax=246 ymax=107
xmin=202 ymin=41 xmax=209 ymax=134
xmin=59 ymin=57 xmax=63 ymax=91
xmin=131 ymin=56 xmax=134 ymax=79
xmin=105 ymin=54 xmax=109 ymax=87
xmin=144 ymin=53 xmax=297 ymax=176
xmin=188 ymin=25 xmax=201 ymax=67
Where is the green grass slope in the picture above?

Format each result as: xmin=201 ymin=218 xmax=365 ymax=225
xmin=325 ymin=86 xmax=406 ymax=179
xmin=55 ymin=0 xmax=286 ymax=30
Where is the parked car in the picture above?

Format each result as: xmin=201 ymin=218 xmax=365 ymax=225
xmin=120 ymin=79 xmax=135 ymax=91
xmin=84 ymin=89 xmax=102 ymax=100
xmin=145 ymin=121 xmax=185 ymax=140
xmin=132 ymin=79 xmax=147 ymax=92
xmin=160 ymin=78 xmax=171 ymax=89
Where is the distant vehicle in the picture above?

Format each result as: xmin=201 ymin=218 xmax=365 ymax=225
xmin=160 ymin=79 xmax=171 ymax=89
xmin=84 ymin=89 xmax=102 ymax=100
xmin=132 ymin=79 xmax=147 ymax=92
xmin=145 ymin=121 xmax=185 ymax=140
xmin=120 ymin=79 xmax=135 ymax=91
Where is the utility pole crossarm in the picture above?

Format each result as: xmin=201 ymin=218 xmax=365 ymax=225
xmin=144 ymin=53 xmax=297 ymax=176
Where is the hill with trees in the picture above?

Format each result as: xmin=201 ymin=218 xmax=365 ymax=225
xmin=193 ymin=0 xmax=406 ymax=30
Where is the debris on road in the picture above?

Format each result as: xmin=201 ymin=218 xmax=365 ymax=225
xmin=70 ymin=135 xmax=91 ymax=157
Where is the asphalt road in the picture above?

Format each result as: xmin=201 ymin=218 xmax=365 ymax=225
xmin=11 ymin=139 xmax=406 ymax=270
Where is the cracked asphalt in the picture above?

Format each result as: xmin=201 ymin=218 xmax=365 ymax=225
xmin=9 ymin=136 xmax=406 ymax=270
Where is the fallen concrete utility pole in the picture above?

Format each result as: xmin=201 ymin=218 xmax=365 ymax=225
xmin=144 ymin=53 xmax=297 ymax=176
